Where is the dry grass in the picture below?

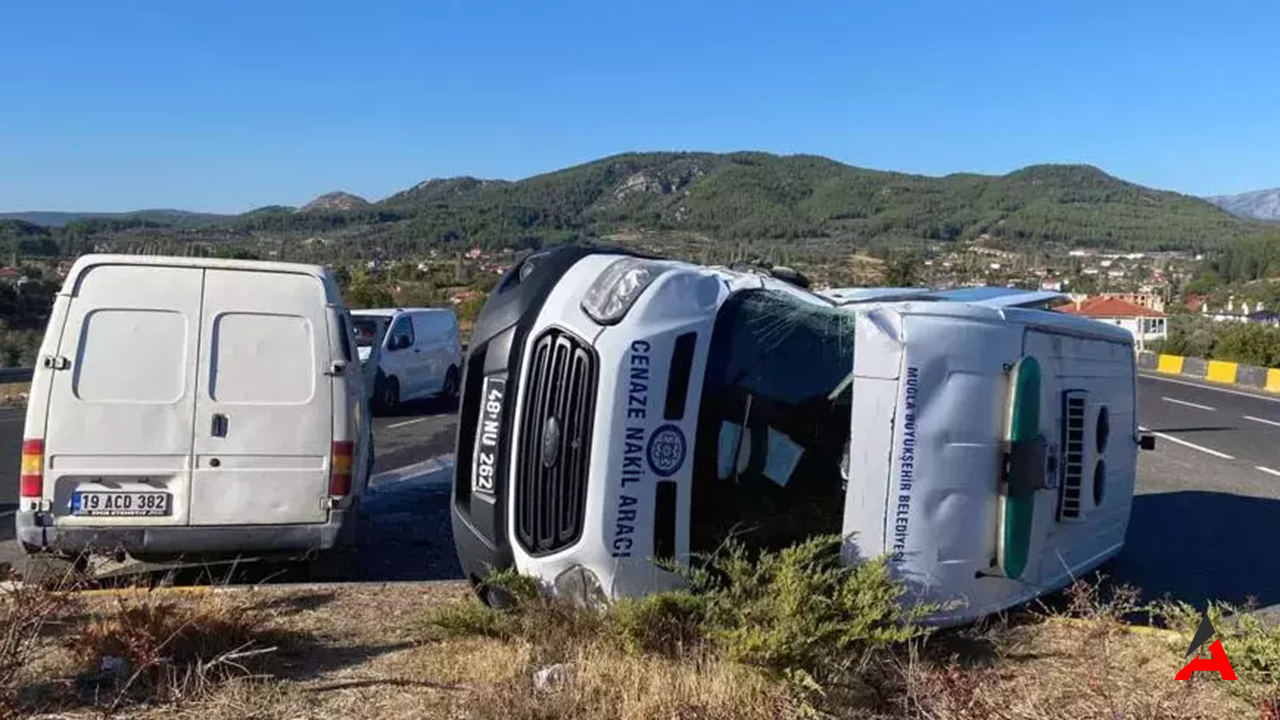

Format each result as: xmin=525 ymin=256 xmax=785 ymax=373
xmin=0 ymin=577 xmax=1266 ymax=719
xmin=902 ymin=616 xmax=1250 ymax=719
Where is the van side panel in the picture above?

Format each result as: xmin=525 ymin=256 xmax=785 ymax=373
xmin=43 ymin=265 xmax=203 ymax=528
xmin=189 ymin=270 xmax=333 ymax=526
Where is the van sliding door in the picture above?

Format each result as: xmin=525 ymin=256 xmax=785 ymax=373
xmin=188 ymin=269 xmax=334 ymax=526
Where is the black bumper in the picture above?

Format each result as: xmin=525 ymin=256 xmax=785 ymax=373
xmin=450 ymin=244 xmax=645 ymax=587
xmin=15 ymin=509 xmax=354 ymax=560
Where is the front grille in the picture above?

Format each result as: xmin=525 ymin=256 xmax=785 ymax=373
xmin=1058 ymin=391 xmax=1087 ymax=520
xmin=515 ymin=329 xmax=598 ymax=555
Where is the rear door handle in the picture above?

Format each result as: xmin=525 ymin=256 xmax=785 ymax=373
xmin=211 ymin=413 xmax=228 ymax=438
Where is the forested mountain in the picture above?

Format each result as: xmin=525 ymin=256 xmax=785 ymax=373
xmin=7 ymin=152 xmax=1280 ymax=278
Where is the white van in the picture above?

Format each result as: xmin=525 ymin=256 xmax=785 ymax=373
xmin=351 ymin=308 xmax=462 ymax=413
xmin=451 ymin=246 xmax=1154 ymax=625
xmin=15 ymin=255 xmax=373 ymax=572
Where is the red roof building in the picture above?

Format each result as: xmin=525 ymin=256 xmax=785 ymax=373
xmin=1061 ymin=296 xmax=1167 ymax=349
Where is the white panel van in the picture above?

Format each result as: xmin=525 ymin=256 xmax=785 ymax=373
xmin=15 ymin=255 xmax=372 ymax=571
xmin=351 ymin=308 xmax=462 ymax=413
xmin=451 ymin=245 xmax=1155 ymax=624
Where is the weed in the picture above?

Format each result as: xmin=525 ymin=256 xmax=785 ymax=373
xmin=65 ymin=593 xmax=283 ymax=708
xmin=0 ymin=568 xmax=79 ymax=715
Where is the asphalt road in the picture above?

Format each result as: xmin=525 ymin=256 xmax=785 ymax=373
xmin=0 ymin=374 xmax=1276 ymax=614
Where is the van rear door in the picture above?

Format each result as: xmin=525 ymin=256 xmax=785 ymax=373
xmin=43 ymin=263 xmax=202 ymax=528
xmin=188 ymin=269 xmax=334 ymax=526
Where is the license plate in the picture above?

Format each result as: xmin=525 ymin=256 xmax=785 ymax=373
xmin=471 ymin=376 xmax=506 ymax=496
xmin=72 ymin=491 xmax=171 ymax=517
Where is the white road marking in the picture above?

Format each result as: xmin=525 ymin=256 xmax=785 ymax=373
xmin=387 ymin=417 xmax=428 ymax=429
xmin=1141 ymin=373 xmax=1280 ymax=403
xmin=369 ymin=454 xmax=455 ymax=488
xmin=1161 ymin=396 xmax=1216 ymax=411
xmin=1256 ymin=466 xmax=1280 ymax=478
xmin=1137 ymin=426 xmax=1235 ymax=460
xmin=1245 ymin=415 xmax=1280 ymax=428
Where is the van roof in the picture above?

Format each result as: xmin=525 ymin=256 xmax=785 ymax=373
xmin=63 ymin=254 xmax=339 ymax=300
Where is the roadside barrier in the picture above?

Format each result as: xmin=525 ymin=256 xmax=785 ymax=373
xmin=1138 ymin=351 xmax=1280 ymax=393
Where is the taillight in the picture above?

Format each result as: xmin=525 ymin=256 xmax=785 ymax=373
xmin=330 ymin=441 xmax=353 ymax=496
xmin=20 ymin=438 xmax=44 ymax=498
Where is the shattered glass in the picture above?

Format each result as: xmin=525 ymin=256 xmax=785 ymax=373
xmin=690 ymin=289 xmax=857 ymax=554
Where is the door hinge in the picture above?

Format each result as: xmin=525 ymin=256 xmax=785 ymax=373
xmin=325 ymin=360 xmax=348 ymax=377
xmin=42 ymin=355 xmax=70 ymax=371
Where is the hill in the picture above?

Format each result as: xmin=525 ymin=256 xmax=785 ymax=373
xmin=1208 ymin=187 xmax=1280 ymax=222
xmin=8 ymin=152 xmax=1280 ymax=274
xmin=360 ymin=151 xmax=1268 ymax=253
xmin=301 ymin=191 xmax=370 ymax=212
xmin=0 ymin=209 xmax=232 ymax=228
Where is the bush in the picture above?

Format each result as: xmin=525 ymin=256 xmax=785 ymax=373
xmin=668 ymin=535 xmax=934 ymax=677
xmin=432 ymin=535 xmax=933 ymax=689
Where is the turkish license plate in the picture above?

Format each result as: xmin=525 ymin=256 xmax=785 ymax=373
xmin=72 ymin=491 xmax=171 ymax=517
xmin=471 ymin=376 xmax=506 ymax=496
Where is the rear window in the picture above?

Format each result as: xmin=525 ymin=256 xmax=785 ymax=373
xmin=353 ymin=317 xmax=382 ymax=348
xmin=73 ymin=309 xmax=188 ymax=403
xmin=210 ymin=312 xmax=315 ymax=404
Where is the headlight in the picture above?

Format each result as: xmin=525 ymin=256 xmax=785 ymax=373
xmin=552 ymin=564 xmax=608 ymax=610
xmin=581 ymin=257 xmax=671 ymax=325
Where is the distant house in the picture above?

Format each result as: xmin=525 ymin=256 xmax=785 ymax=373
xmin=1201 ymin=297 xmax=1272 ymax=324
xmin=0 ymin=267 xmax=20 ymax=282
xmin=1061 ymin=296 xmax=1167 ymax=348
xmin=1040 ymin=279 xmax=1064 ymax=292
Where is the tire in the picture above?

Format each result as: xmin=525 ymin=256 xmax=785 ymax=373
xmin=441 ymin=365 xmax=460 ymax=400
xmin=374 ymin=373 xmax=400 ymax=415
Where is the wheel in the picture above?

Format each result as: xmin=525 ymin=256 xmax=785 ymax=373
xmin=441 ymin=365 xmax=460 ymax=400
xmin=374 ymin=373 xmax=400 ymax=414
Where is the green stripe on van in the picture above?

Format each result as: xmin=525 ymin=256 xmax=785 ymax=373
xmin=1003 ymin=356 xmax=1040 ymax=580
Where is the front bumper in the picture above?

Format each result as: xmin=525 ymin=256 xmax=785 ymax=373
xmin=15 ymin=509 xmax=355 ymax=560
xmin=450 ymin=244 xmax=645 ymax=588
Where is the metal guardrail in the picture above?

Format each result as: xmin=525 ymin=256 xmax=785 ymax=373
xmin=0 ymin=368 xmax=33 ymax=383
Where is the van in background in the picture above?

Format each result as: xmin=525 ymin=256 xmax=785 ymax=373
xmin=16 ymin=255 xmax=373 ymax=575
xmin=352 ymin=308 xmax=462 ymax=414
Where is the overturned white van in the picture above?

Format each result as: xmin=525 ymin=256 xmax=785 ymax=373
xmin=451 ymin=245 xmax=1153 ymax=625
xmin=16 ymin=255 xmax=373 ymax=573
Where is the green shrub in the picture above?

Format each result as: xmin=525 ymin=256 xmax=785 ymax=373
xmin=671 ymin=535 xmax=934 ymax=676
xmin=433 ymin=535 xmax=933 ymax=688
xmin=610 ymin=592 xmax=708 ymax=657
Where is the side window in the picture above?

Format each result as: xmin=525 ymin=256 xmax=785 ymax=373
xmin=389 ymin=315 xmax=415 ymax=351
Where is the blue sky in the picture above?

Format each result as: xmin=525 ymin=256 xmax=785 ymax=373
xmin=2 ymin=0 xmax=1277 ymax=212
